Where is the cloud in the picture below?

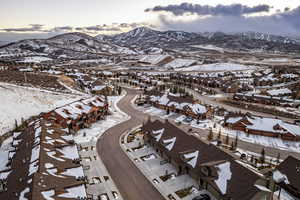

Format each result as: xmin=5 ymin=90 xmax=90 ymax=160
xmin=147 ymin=4 xmax=300 ymax=36
xmin=0 ymin=22 xmax=155 ymax=41
xmin=2 ymin=24 xmax=44 ymax=32
xmin=145 ymin=3 xmax=271 ymax=16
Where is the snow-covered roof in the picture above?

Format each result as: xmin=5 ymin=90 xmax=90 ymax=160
xmin=187 ymin=104 xmax=207 ymax=114
xmin=273 ymin=170 xmax=289 ymax=184
xmin=152 ymin=128 xmax=164 ymax=142
xmin=267 ymin=88 xmax=292 ymax=96
xmin=162 ymin=137 xmax=176 ymax=151
xmin=55 ymin=96 xmax=105 ymax=119
xmin=215 ymin=162 xmax=232 ymax=195
xmin=183 ymin=151 xmax=199 ymax=168
xmin=226 ymin=117 xmax=242 ymax=124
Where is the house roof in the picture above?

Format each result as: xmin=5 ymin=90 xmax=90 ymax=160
xmin=144 ymin=120 xmax=261 ymax=200
xmin=276 ymin=156 xmax=300 ymax=192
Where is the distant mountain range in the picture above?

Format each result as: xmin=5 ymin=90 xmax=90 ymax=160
xmin=99 ymin=27 xmax=300 ymax=53
xmin=1 ymin=27 xmax=300 ymax=60
xmin=0 ymin=32 xmax=137 ymax=60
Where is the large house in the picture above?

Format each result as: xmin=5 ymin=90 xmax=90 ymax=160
xmin=0 ymin=96 xmax=110 ymax=199
xmin=148 ymin=93 xmax=213 ymax=120
xmin=143 ymin=120 xmax=271 ymax=200
xmin=0 ymin=119 xmax=87 ymax=200
xmin=43 ymin=96 xmax=108 ymax=132
xmin=224 ymin=113 xmax=300 ymax=141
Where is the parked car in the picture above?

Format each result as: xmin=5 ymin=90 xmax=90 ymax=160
xmin=183 ymin=117 xmax=193 ymax=123
xmin=192 ymin=194 xmax=211 ymax=200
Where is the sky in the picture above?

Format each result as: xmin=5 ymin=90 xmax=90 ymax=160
xmin=1 ymin=0 xmax=300 ymax=41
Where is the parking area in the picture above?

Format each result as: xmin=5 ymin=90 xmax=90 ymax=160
xmin=79 ymin=141 xmax=123 ymax=200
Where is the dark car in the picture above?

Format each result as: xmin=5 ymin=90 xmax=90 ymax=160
xmin=192 ymin=194 xmax=211 ymax=200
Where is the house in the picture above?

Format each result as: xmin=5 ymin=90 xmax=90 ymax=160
xmin=224 ymin=113 xmax=300 ymax=141
xmin=143 ymin=120 xmax=271 ymax=200
xmin=43 ymin=96 xmax=108 ymax=132
xmin=271 ymin=156 xmax=300 ymax=199
xmin=91 ymin=80 xmax=114 ymax=96
xmin=149 ymin=93 xmax=214 ymax=119
xmin=0 ymin=119 xmax=87 ymax=200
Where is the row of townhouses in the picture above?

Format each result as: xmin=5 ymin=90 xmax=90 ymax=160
xmin=0 ymin=96 xmax=108 ymax=200
xmin=143 ymin=119 xmax=300 ymax=200
xmin=224 ymin=113 xmax=300 ymax=141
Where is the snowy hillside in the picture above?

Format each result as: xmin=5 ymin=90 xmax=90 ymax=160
xmin=0 ymin=83 xmax=84 ymax=136
xmin=0 ymin=32 xmax=137 ymax=60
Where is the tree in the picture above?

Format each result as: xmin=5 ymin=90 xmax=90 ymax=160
xmin=207 ymin=129 xmax=214 ymax=141
xmin=217 ymin=130 xmax=221 ymax=140
xmin=118 ymin=86 xmax=122 ymax=95
xmin=230 ymin=141 xmax=235 ymax=151
xmin=234 ymin=133 xmax=238 ymax=149
xmin=260 ymin=148 xmax=266 ymax=163
xmin=276 ymin=153 xmax=281 ymax=164
xmin=225 ymin=134 xmax=229 ymax=145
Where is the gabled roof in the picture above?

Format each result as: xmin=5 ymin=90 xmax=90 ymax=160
xmin=144 ymin=120 xmax=261 ymax=200
xmin=276 ymin=156 xmax=300 ymax=192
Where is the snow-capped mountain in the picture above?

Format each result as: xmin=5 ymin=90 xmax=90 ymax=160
xmin=236 ymin=32 xmax=299 ymax=44
xmin=100 ymin=27 xmax=201 ymax=48
xmin=100 ymin=27 xmax=300 ymax=53
xmin=0 ymin=32 xmax=137 ymax=60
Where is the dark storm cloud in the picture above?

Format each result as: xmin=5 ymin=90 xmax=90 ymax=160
xmin=147 ymin=3 xmax=300 ymax=36
xmin=145 ymin=3 xmax=271 ymax=16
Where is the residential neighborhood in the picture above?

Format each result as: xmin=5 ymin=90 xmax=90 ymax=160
xmin=1 ymin=1 xmax=300 ymax=199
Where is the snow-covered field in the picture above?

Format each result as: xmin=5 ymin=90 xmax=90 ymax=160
xmin=20 ymin=56 xmax=53 ymax=63
xmin=74 ymin=95 xmax=130 ymax=143
xmin=176 ymin=63 xmax=258 ymax=72
xmin=164 ymin=58 xmax=197 ymax=69
xmin=0 ymin=83 xmax=83 ymax=136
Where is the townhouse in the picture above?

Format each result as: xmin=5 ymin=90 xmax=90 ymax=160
xmin=143 ymin=120 xmax=271 ymax=200
xmin=147 ymin=92 xmax=213 ymax=120
xmin=0 ymin=119 xmax=86 ymax=200
xmin=0 ymin=96 xmax=110 ymax=199
xmin=43 ymin=96 xmax=108 ymax=133
xmin=224 ymin=113 xmax=300 ymax=141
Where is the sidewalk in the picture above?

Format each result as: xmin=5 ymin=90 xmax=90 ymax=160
xmin=80 ymin=140 xmax=124 ymax=200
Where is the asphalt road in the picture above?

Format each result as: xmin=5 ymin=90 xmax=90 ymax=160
xmin=97 ymin=87 xmax=300 ymax=200
xmin=97 ymin=88 xmax=165 ymax=200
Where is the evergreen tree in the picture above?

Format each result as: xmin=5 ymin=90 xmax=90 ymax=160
xmin=260 ymin=148 xmax=266 ymax=163
xmin=207 ymin=129 xmax=214 ymax=141
xmin=230 ymin=141 xmax=235 ymax=151
xmin=225 ymin=134 xmax=229 ymax=145
xmin=217 ymin=130 xmax=221 ymax=140
xmin=234 ymin=133 xmax=238 ymax=149
xmin=276 ymin=153 xmax=281 ymax=164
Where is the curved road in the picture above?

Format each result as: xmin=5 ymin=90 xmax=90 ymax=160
xmin=97 ymin=88 xmax=300 ymax=200
xmin=97 ymin=89 xmax=164 ymax=200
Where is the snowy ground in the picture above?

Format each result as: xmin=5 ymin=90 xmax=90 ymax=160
xmin=175 ymin=63 xmax=258 ymax=72
xmin=19 ymin=56 xmax=53 ymax=63
xmin=74 ymin=95 xmax=130 ymax=144
xmin=0 ymin=82 xmax=83 ymax=136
